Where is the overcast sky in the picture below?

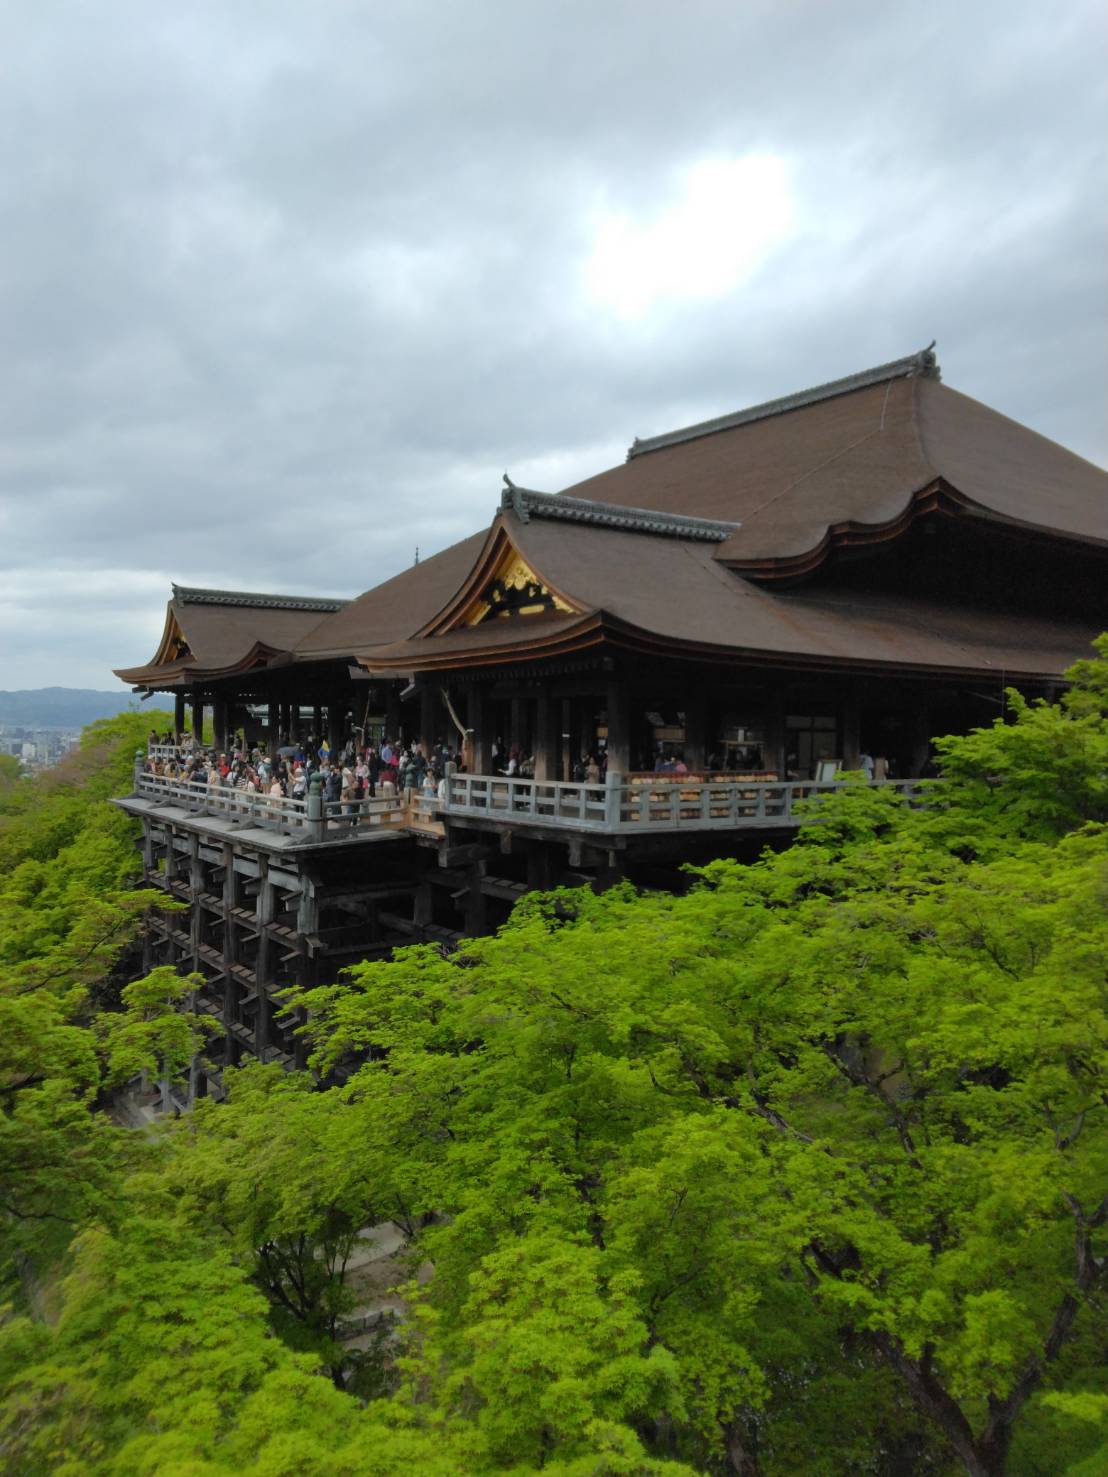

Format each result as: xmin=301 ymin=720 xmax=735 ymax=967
xmin=1 ymin=0 xmax=1105 ymax=690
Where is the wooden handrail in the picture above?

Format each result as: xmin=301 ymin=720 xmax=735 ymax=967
xmin=131 ymin=764 xmax=924 ymax=841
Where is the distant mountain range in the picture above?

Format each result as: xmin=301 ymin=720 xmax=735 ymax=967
xmin=0 ymin=688 xmax=150 ymax=729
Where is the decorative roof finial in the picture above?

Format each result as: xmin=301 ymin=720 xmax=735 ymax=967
xmin=501 ymin=473 xmax=530 ymax=522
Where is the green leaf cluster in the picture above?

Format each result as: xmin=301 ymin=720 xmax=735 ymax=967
xmin=2 ymin=658 xmax=1108 ymax=1475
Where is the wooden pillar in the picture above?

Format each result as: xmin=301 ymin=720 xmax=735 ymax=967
xmin=254 ymin=859 xmax=274 ymax=1060
xmin=295 ymin=877 xmax=318 ymax=937
xmin=509 ymin=694 xmax=526 ymax=755
xmin=764 ymin=690 xmax=786 ymax=779
xmin=469 ymin=688 xmax=489 ymax=774
xmin=385 ymin=686 xmax=400 ymax=744
xmin=164 ymin=830 xmax=180 ymax=884
xmin=533 ymin=693 xmax=557 ymax=781
xmin=841 ymin=685 xmax=861 ymax=772
xmin=327 ymin=694 xmax=345 ymax=754
xmin=212 ymin=697 xmax=229 ymax=753
xmin=906 ymin=706 xmax=931 ymax=778
xmin=288 ymin=704 xmax=300 ymax=742
xmin=464 ymin=863 xmax=486 ymax=937
xmin=174 ymin=691 xmax=186 ymax=738
xmin=413 ymin=879 xmax=433 ymax=937
xmin=191 ymin=694 xmax=204 ymax=744
xmin=188 ymin=834 xmax=203 ymax=972
xmin=266 ymin=698 xmax=279 ymax=751
xmin=222 ymin=845 xmax=237 ymax=1038
xmin=312 ymin=705 xmax=323 ymax=746
xmin=684 ymin=690 xmax=707 ymax=770
xmin=526 ymin=843 xmax=556 ymax=891
xmin=560 ymin=698 xmax=573 ymax=781
xmin=605 ymin=680 xmax=630 ymax=775
xmin=419 ymin=686 xmax=437 ymax=756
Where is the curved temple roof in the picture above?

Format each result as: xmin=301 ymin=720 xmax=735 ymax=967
xmin=563 ymin=348 xmax=1108 ymax=578
xmin=116 ymin=348 xmax=1108 ymax=693
xmin=344 ymin=509 xmax=1099 ymax=682
xmin=115 ymin=585 xmax=349 ymax=688
xmin=287 ymin=347 xmax=1106 ymax=684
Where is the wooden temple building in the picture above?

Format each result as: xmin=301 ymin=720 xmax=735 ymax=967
xmin=113 ymin=346 xmax=1108 ymax=1095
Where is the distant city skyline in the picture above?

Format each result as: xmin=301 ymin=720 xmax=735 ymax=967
xmin=1 ymin=1 xmax=1104 ymax=690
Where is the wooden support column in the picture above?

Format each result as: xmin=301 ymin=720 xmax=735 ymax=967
xmin=840 ymin=685 xmax=861 ymax=771
xmin=533 ymin=693 xmax=556 ymax=781
xmin=164 ymin=830 xmax=180 ymax=883
xmin=684 ymin=690 xmax=707 ymax=769
xmin=174 ymin=691 xmax=186 ymax=739
xmin=327 ymin=694 xmax=345 ymax=754
xmin=212 ymin=698 xmax=229 ymax=753
xmin=188 ymin=834 xmax=203 ymax=972
xmin=468 ymin=688 xmax=489 ymax=774
xmin=222 ymin=845 xmax=237 ymax=1038
xmin=191 ymin=694 xmax=204 ymax=744
xmin=906 ymin=706 xmax=932 ymax=778
xmin=288 ymin=704 xmax=300 ymax=742
xmin=464 ymin=862 xmax=486 ymax=937
xmin=419 ymin=686 xmax=437 ymax=757
xmin=509 ymin=694 xmax=526 ymax=755
xmin=312 ymin=705 xmax=323 ymax=747
xmin=560 ymin=697 xmax=573 ymax=781
xmin=526 ymin=843 xmax=555 ymax=892
xmin=413 ymin=879 xmax=433 ymax=936
xmin=764 ymin=690 xmax=786 ymax=779
xmin=267 ymin=698 xmax=279 ymax=751
xmin=385 ymin=686 xmax=400 ymax=744
xmin=293 ymin=879 xmax=319 ymax=1061
xmin=254 ymin=859 xmax=274 ymax=1060
xmin=605 ymin=680 xmax=630 ymax=775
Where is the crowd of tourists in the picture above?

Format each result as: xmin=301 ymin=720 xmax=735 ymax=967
xmin=144 ymin=730 xmax=465 ymax=808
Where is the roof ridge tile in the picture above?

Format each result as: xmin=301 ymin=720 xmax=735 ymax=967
xmin=500 ymin=479 xmax=741 ymax=541
xmin=171 ymin=584 xmax=348 ymax=613
xmin=627 ymin=343 xmax=940 ymax=459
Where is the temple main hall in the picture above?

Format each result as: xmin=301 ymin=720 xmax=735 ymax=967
xmin=113 ymin=346 xmax=1108 ymax=1095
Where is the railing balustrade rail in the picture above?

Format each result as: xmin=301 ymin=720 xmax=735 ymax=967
xmin=132 ymin=762 xmax=925 ymax=843
xmin=440 ymin=772 xmax=925 ymax=832
xmin=133 ymin=768 xmax=410 ymax=839
xmin=147 ymin=743 xmax=188 ymax=763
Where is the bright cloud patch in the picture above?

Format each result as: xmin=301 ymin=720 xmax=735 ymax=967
xmin=585 ymin=155 xmax=796 ymax=321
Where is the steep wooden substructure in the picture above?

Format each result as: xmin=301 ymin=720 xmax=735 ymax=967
xmin=136 ymin=817 xmax=468 ymax=1097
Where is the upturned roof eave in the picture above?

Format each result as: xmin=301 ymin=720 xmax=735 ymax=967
xmin=722 ymin=475 xmax=1108 ymax=581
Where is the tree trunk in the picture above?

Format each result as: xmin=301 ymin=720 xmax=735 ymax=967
xmin=724 ymin=1417 xmax=762 ymax=1477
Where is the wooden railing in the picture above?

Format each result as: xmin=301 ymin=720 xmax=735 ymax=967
xmin=440 ymin=772 xmax=925 ymax=832
xmin=148 ymin=743 xmax=188 ymax=763
xmin=133 ymin=768 xmax=411 ymax=839
xmin=132 ymin=763 xmax=924 ymax=842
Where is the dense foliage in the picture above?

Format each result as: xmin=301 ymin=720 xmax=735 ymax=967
xmin=0 ymin=650 xmax=1105 ymax=1476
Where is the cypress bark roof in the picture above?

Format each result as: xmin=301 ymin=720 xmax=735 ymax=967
xmin=115 ymin=586 xmax=351 ymax=687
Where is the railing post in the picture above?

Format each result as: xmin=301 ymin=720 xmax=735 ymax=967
xmin=605 ymin=770 xmax=623 ymax=829
xmin=307 ymin=774 xmax=324 ymax=842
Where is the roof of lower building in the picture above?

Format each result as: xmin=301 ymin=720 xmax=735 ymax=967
xmin=115 ymin=585 xmax=352 ymax=687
